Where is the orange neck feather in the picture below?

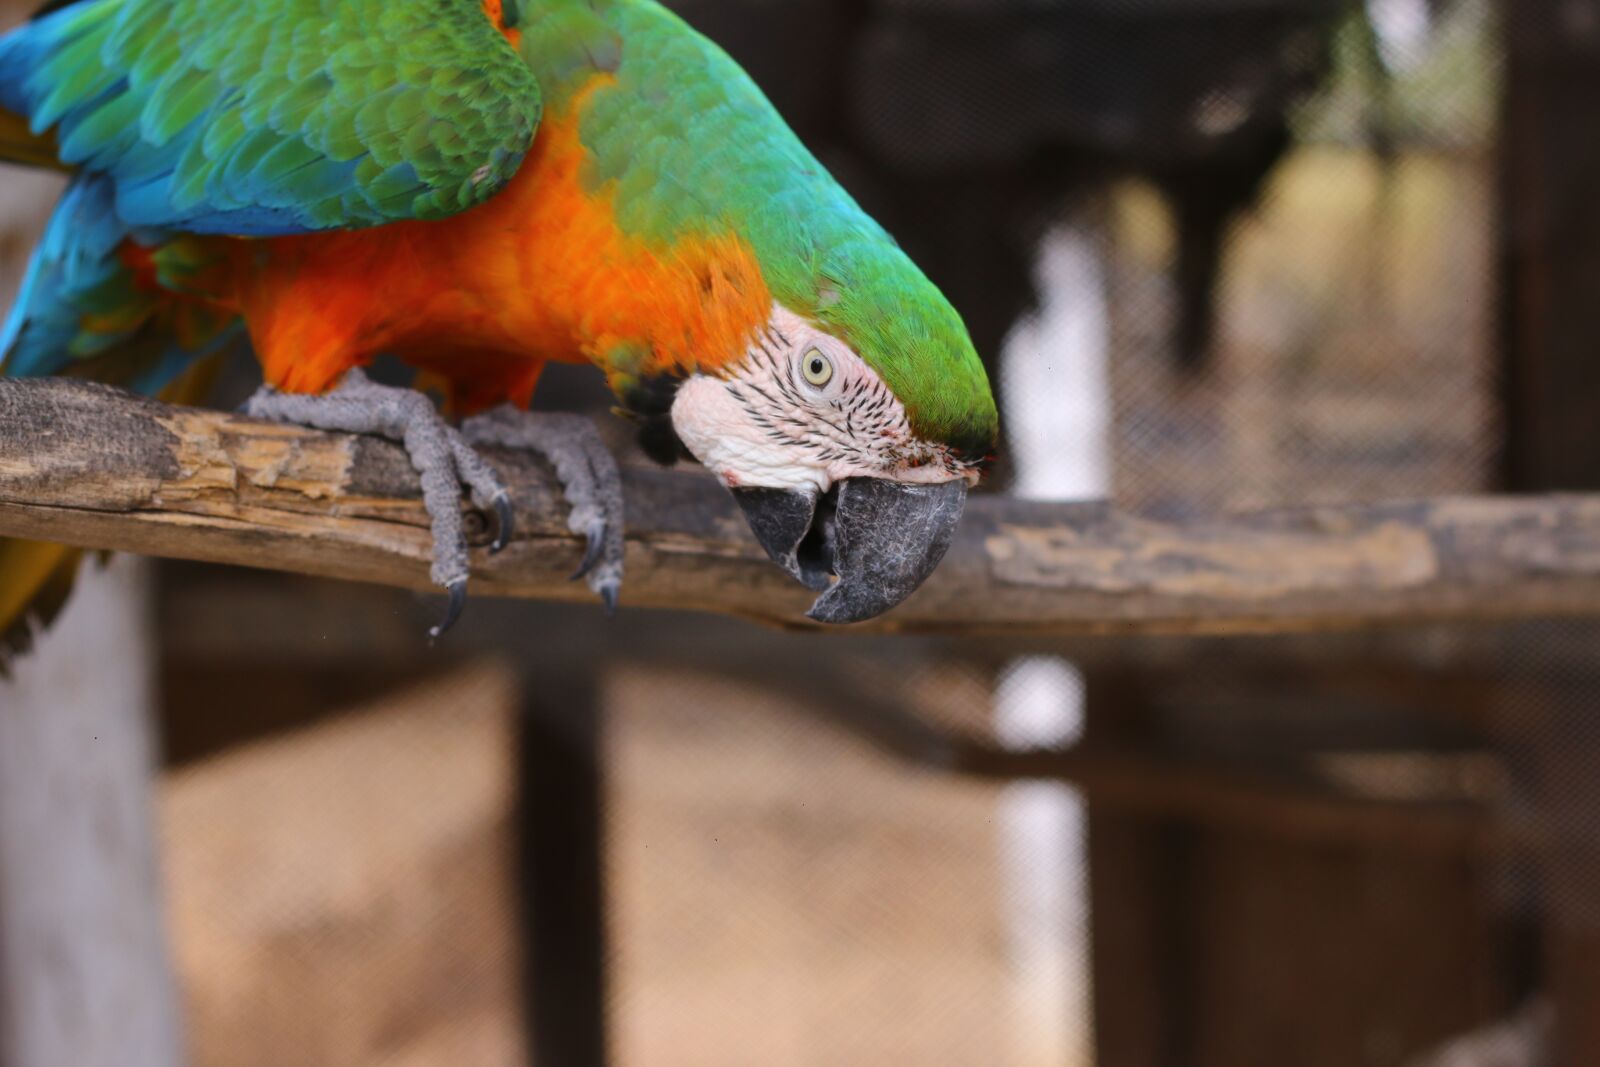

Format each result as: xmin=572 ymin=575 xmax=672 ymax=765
xmin=229 ymin=77 xmax=772 ymax=410
xmin=481 ymin=0 xmax=522 ymax=45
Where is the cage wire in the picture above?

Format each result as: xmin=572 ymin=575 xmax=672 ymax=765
xmin=1 ymin=0 xmax=1594 ymax=1065
xmin=649 ymin=2 xmax=1552 ymax=1061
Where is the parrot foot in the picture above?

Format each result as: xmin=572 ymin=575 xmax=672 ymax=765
xmin=461 ymin=407 xmax=625 ymax=615
xmin=243 ymin=369 xmax=512 ymax=638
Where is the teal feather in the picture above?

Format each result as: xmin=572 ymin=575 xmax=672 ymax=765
xmin=55 ymin=89 xmax=139 ymax=163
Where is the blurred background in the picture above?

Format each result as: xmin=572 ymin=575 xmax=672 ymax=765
xmin=2 ymin=0 xmax=1596 ymax=1065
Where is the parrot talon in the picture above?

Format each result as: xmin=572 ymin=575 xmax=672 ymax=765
xmin=244 ymin=369 xmax=512 ymax=637
xmin=489 ymin=490 xmax=515 ymax=554
xmin=235 ymin=386 xmax=273 ymax=414
xmin=429 ymin=577 xmax=469 ymax=641
xmin=462 ymin=408 xmax=626 ymax=613
xmin=569 ymin=520 xmax=606 ymax=581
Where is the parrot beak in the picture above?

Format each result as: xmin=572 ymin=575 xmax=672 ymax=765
xmin=731 ymin=486 xmax=836 ymax=592
xmin=732 ymin=477 xmax=967 ymax=624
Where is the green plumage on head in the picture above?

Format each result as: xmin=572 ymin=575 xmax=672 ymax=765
xmin=530 ymin=0 xmax=999 ymax=457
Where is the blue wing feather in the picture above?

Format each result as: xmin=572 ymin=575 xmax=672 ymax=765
xmin=0 ymin=172 xmax=240 ymax=389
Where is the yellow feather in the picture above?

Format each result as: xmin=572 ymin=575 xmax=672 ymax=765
xmin=0 ymin=108 xmax=69 ymax=172
xmin=0 ymin=539 xmax=79 ymax=634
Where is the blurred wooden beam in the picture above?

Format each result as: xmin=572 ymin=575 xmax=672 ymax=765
xmin=149 ymin=577 xmax=1514 ymax=852
xmin=5 ymin=377 xmax=1600 ymax=636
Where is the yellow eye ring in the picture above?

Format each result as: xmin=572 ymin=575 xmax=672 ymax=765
xmin=801 ymin=348 xmax=834 ymax=387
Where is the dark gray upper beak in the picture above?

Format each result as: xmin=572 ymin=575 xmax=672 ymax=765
xmin=732 ymin=477 xmax=967 ymax=624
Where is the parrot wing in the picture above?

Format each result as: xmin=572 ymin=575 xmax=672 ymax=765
xmin=0 ymin=0 xmax=542 ymax=235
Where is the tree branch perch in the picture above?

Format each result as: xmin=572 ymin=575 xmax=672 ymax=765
xmin=3 ymin=377 xmax=1599 ymax=635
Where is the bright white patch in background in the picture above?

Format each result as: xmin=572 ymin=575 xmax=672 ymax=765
xmin=996 ymin=228 xmax=1110 ymax=1067
xmin=1002 ymin=233 xmax=1112 ymax=502
xmin=1368 ymin=0 xmax=1433 ymax=73
xmin=995 ymin=660 xmax=1090 ymax=1067
xmin=0 ymin=558 xmax=182 ymax=1067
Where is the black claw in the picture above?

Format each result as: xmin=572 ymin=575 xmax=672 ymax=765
xmin=599 ymin=581 xmax=620 ymax=618
xmin=428 ymin=577 xmax=469 ymax=641
xmin=490 ymin=494 xmax=515 ymax=554
xmin=569 ymin=521 xmax=606 ymax=581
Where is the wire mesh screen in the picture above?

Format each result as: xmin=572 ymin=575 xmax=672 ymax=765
xmin=3 ymin=1 xmax=1596 ymax=1066
xmin=1004 ymin=1 xmax=1498 ymax=516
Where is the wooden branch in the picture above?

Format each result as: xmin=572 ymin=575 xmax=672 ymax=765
xmin=3 ymin=376 xmax=1600 ymax=635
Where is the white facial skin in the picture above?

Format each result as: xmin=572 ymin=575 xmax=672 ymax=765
xmin=671 ymin=304 xmax=981 ymax=492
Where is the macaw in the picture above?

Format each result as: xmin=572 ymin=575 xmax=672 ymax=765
xmin=0 ymin=0 xmax=998 ymax=645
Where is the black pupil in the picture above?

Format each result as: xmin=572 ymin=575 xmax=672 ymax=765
xmin=810 ymin=358 xmax=823 ymax=375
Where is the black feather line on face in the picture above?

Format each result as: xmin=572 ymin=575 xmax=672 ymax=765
xmin=620 ymin=372 xmax=693 ymax=466
xmin=718 ymin=336 xmax=988 ymax=479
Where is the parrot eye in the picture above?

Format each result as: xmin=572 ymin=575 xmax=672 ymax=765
xmin=801 ymin=348 xmax=834 ymax=388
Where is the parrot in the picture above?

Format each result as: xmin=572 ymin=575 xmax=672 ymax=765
xmin=0 ymin=0 xmax=998 ymax=648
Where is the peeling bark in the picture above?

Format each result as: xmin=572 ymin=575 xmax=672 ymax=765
xmin=3 ymin=377 xmax=1600 ymax=635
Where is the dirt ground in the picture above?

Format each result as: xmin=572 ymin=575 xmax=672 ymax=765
xmin=160 ymin=660 xmax=1053 ymax=1067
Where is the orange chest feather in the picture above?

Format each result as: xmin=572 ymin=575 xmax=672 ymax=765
xmin=481 ymin=0 xmax=521 ymax=44
xmin=230 ymin=84 xmax=773 ymax=402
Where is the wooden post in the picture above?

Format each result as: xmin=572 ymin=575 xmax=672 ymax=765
xmin=1084 ymin=671 xmax=1199 ymax=1067
xmin=514 ymin=667 xmax=609 ymax=1067
xmin=1500 ymin=4 xmax=1600 ymax=1062
xmin=1499 ymin=0 xmax=1600 ymax=493
xmin=0 ymin=557 xmax=184 ymax=1067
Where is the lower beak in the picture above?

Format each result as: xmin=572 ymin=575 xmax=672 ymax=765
xmin=732 ymin=477 xmax=968 ymax=624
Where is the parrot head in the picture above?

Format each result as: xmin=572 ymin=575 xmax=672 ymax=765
xmin=565 ymin=5 xmax=998 ymax=624
xmin=646 ymin=243 xmax=998 ymax=625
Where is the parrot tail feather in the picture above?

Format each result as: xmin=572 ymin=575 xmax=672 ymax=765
xmin=0 ymin=172 xmax=238 ymax=662
xmin=0 ymin=541 xmax=83 ymax=676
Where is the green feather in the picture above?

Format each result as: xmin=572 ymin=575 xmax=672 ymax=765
xmin=32 ymin=32 xmax=119 ymax=129
xmin=56 ymin=90 xmax=141 ymax=163
xmin=522 ymin=0 xmax=997 ymax=451
xmin=16 ymin=0 xmax=542 ymax=233
xmin=143 ymin=65 xmax=216 ymax=146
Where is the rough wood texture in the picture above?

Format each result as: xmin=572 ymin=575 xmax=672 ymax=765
xmin=3 ymin=377 xmax=1600 ymax=634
